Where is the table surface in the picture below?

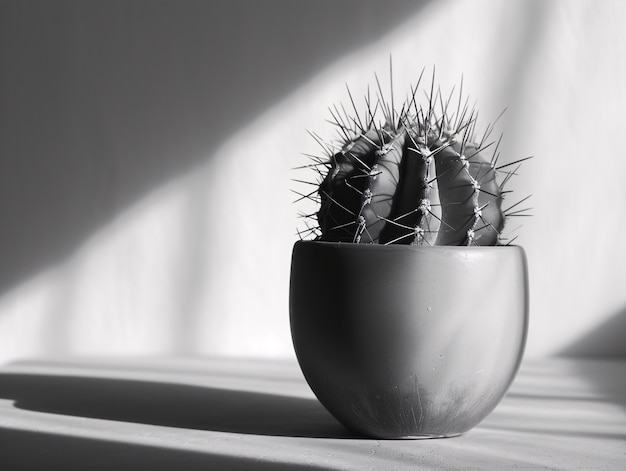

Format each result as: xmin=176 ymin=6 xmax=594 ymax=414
xmin=0 ymin=355 xmax=624 ymax=470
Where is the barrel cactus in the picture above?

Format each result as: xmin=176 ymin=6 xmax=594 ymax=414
xmin=295 ymin=70 xmax=529 ymax=246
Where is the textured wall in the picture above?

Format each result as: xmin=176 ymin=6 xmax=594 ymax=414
xmin=1 ymin=0 xmax=625 ymax=363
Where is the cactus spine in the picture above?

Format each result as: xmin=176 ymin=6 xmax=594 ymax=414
xmin=296 ymin=69 xmax=528 ymax=246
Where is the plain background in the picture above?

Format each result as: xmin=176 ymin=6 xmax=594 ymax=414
xmin=1 ymin=0 xmax=625 ymax=363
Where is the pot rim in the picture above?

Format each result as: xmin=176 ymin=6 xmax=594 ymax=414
xmin=294 ymin=239 xmax=524 ymax=252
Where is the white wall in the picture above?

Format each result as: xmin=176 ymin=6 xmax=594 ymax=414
xmin=1 ymin=0 xmax=625 ymax=363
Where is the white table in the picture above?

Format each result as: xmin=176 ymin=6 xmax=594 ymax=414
xmin=1 ymin=356 xmax=624 ymax=470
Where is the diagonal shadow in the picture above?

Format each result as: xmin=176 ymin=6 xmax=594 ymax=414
xmin=558 ymin=306 xmax=626 ymax=358
xmin=0 ymin=0 xmax=432 ymax=297
xmin=0 ymin=428 xmax=328 ymax=471
xmin=568 ymin=357 xmax=626 ymax=416
xmin=556 ymin=306 xmax=626 ymax=414
xmin=479 ymin=357 xmax=626 ymax=441
xmin=0 ymin=372 xmax=357 ymax=439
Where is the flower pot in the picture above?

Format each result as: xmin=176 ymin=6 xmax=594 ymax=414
xmin=289 ymin=240 xmax=529 ymax=439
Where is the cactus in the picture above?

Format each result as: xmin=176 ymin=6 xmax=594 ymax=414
xmin=295 ymin=69 xmax=530 ymax=246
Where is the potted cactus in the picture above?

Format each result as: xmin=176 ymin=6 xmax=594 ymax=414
xmin=290 ymin=69 xmax=530 ymax=439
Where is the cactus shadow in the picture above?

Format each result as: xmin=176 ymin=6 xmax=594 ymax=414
xmin=0 ymin=372 xmax=357 ymax=439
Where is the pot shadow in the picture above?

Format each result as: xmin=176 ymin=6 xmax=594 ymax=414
xmin=0 ymin=427 xmax=327 ymax=471
xmin=0 ymin=372 xmax=357 ymax=439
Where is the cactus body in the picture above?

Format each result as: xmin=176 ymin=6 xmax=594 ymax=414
xmin=298 ymin=73 xmax=525 ymax=246
xmin=318 ymin=124 xmax=505 ymax=246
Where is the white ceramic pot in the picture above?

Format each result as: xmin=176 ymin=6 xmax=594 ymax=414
xmin=289 ymin=241 xmax=529 ymax=439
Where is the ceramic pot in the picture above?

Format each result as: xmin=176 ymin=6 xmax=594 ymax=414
xmin=289 ymin=240 xmax=528 ymax=439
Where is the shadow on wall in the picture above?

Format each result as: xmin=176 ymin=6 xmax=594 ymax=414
xmin=558 ymin=306 xmax=626 ymax=358
xmin=0 ymin=0 xmax=429 ymax=296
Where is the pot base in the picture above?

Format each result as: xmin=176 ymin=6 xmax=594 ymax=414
xmin=404 ymin=433 xmax=462 ymax=440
